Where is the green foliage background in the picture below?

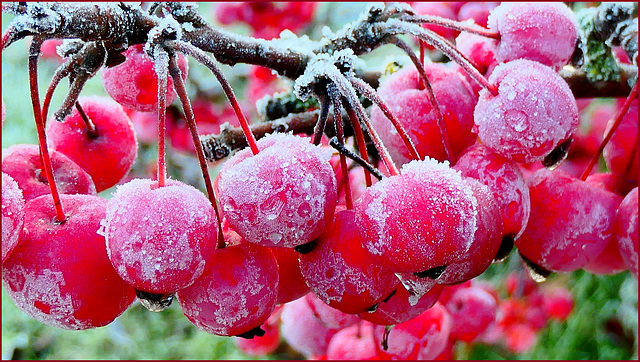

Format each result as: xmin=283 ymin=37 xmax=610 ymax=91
xmin=2 ymin=3 xmax=638 ymax=360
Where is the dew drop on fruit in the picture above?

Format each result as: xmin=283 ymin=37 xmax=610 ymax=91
xmin=136 ymin=290 xmax=174 ymax=312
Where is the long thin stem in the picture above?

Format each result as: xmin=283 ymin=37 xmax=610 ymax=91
xmin=328 ymin=137 xmax=384 ymax=181
xmin=168 ymin=52 xmax=225 ymax=249
xmin=345 ymin=104 xmax=374 ymax=187
xmin=328 ymin=85 xmax=353 ymax=209
xmin=41 ymin=59 xmax=73 ymax=123
xmin=74 ymin=101 xmax=98 ymax=139
xmin=385 ymin=36 xmax=456 ymax=163
xmin=580 ymin=81 xmax=639 ymax=180
xmin=383 ymin=20 xmax=498 ymax=96
xmin=167 ymin=40 xmax=259 ymax=155
xmin=29 ymin=38 xmax=65 ymax=222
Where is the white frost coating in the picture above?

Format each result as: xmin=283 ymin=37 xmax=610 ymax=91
xmin=2 ymin=173 xmax=24 ymax=262
xmin=3 ymin=265 xmax=89 ymax=330
xmin=362 ymin=182 xmax=391 ymax=256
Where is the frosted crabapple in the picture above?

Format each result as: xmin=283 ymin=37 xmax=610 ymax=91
xmin=473 ymin=59 xmax=579 ymax=163
xmin=299 ymin=209 xmax=400 ymax=314
xmin=437 ymin=178 xmax=504 ymax=285
xmin=453 ymin=144 xmax=530 ymax=250
xmin=2 ymin=144 xmax=96 ymax=201
xmin=101 ymin=44 xmax=189 ymax=112
xmin=177 ymin=236 xmax=279 ymax=338
xmin=234 ymin=307 xmax=282 ymax=356
xmin=46 ymin=96 xmax=138 ymax=192
xmin=455 ymin=31 xmax=498 ymax=75
xmin=2 ymin=172 xmax=24 ymax=263
xmin=614 ymin=187 xmax=638 ymax=277
xmin=102 ymin=178 xmax=217 ymax=304
xmin=355 ymin=158 xmax=478 ymax=274
xmin=443 ymin=285 xmax=498 ymax=343
xmin=370 ymin=63 xmax=478 ymax=165
xmin=2 ymin=194 xmax=136 ymax=329
xmin=326 ymin=321 xmax=379 ymax=360
xmin=215 ymin=132 xmax=337 ymax=249
xmin=487 ymin=2 xmax=578 ymax=70
xmin=269 ymin=246 xmax=309 ymax=305
xmin=516 ymin=169 xmax=623 ymax=273
xmin=603 ymin=99 xmax=638 ymax=183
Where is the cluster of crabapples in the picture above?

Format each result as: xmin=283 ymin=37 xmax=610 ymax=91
xmin=1 ymin=1 xmax=638 ymax=358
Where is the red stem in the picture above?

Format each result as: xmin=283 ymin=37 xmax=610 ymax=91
xmin=580 ymin=82 xmax=639 ymax=181
xmin=346 ymin=106 xmax=373 ymax=187
xmin=155 ymin=50 xmax=169 ymax=187
xmin=329 ymin=88 xmax=353 ymax=210
xmin=28 ymin=38 xmax=65 ymax=223
xmin=169 ymin=53 xmax=225 ymax=249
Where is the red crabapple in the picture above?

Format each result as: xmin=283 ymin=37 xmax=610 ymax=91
xmin=101 ymin=44 xmax=188 ymax=112
xmin=326 ymin=321 xmax=379 ymax=360
xmin=234 ymin=307 xmax=282 ymax=356
xmin=304 ymin=292 xmax=360 ymax=330
xmin=614 ymin=187 xmax=638 ymax=277
xmin=542 ymin=287 xmax=574 ymax=321
xmin=279 ymin=293 xmax=339 ymax=359
xmin=177 ymin=238 xmax=279 ymax=337
xmin=299 ymin=209 xmax=400 ymax=314
xmin=373 ymin=302 xmax=452 ymax=360
xmin=359 ymin=282 xmax=444 ymax=326
xmin=455 ymin=31 xmax=498 ymax=74
xmin=444 ymin=285 xmax=498 ymax=342
xmin=453 ymin=144 xmax=530 ymax=240
xmin=2 ymin=172 xmax=24 ymax=263
xmin=457 ymin=2 xmax=499 ymax=27
xmin=370 ymin=64 xmax=478 ymax=165
xmin=269 ymin=246 xmax=309 ymax=305
xmin=2 ymin=144 xmax=96 ymax=201
xmin=102 ymin=178 xmax=217 ymax=296
xmin=487 ymin=2 xmax=578 ymax=70
xmin=516 ymin=169 xmax=623 ymax=273
xmin=437 ymin=178 xmax=503 ymax=285
xmin=2 ymin=194 xmax=136 ymax=329
xmin=355 ymin=158 xmax=478 ymax=274
xmin=215 ymin=132 xmax=337 ymax=249
xmin=47 ymin=96 xmax=138 ymax=192
xmin=473 ymin=59 xmax=579 ymax=163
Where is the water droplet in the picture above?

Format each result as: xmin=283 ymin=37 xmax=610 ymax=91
xmin=136 ymin=290 xmax=174 ymax=312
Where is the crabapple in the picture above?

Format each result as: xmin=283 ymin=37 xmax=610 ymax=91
xmin=101 ymin=44 xmax=189 ymax=112
xmin=444 ymin=285 xmax=498 ymax=342
xmin=2 ymin=144 xmax=96 ymax=201
xmin=603 ymin=99 xmax=638 ymax=183
xmin=370 ymin=64 xmax=478 ymax=165
xmin=516 ymin=169 xmax=622 ymax=273
xmin=102 ymin=178 xmax=217 ymax=296
xmin=270 ymin=246 xmax=309 ymax=305
xmin=614 ymin=187 xmax=638 ymax=277
xmin=2 ymin=172 xmax=24 ymax=263
xmin=355 ymin=158 xmax=478 ymax=274
xmin=299 ymin=209 xmax=400 ymax=314
xmin=2 ymin=194 xmax=136 ymax=330
xmin=326 ymin=321 xmax=379 ymax=360
xmin=46 ymin=96 xmax=138 ymax=192
xmin=473 ymin=59 xmax=579 ymax=163
xmin=215 ymin=132 xmax=337 ymax=249
xmin=177 ymin=238 xmax=279 ymax=337
xmin=488 ymin=2 xmax=578 ymax=70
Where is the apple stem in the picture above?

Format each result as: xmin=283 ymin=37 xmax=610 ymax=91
xmin=311 ymin=93 xmax=331 ymax=146
xmin=345 ymin=106 xmax=374 ymax=187
xmin=28 ymin=37 xmax=66 ymax=223
xmin=154 ymin=48 xmax=169 ymax=188
xmin=328 ymin=86 xmax=353 ymax=209
xmin=74 ymin=102 xmax=99 ymax=139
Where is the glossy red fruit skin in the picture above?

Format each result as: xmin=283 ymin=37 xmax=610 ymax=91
xmin=2 ymin=172 xmax=25 ymax=263
xmin=299 ymin=209 xmax=400 ymax=314
xmin=2 ymin=194 xmax=136 ymax=330
xmin=269 ymin=246 xmax=309 ymax=305
xmin=101 ymin=44 xmax=189 ymax=112
xmin=370 ymin=64 xmax=478 ymax=166
xmin=46 ymin=96 xmax=138 ymax=192
xmin=603 ymin=99 xmax=638 ymax=184
xmin=326 ymin=321 xmax=379 ymax=360
xmin=355 ymin=159 xmax=478 ymax=274
xmin=614 ymin=187 xmax=638 ymax=277
xmin=103 ymin=178 xmax=217 ymax=294
xmin=2 ymin=144 xmax=96 ymax=201
xmin=516 ymin=169 xmax=623 ymax=273
xmin=444 ymin=285 xmax=498 ymax=342
xmin=177 ymin=241 xmax=279 ymax=337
